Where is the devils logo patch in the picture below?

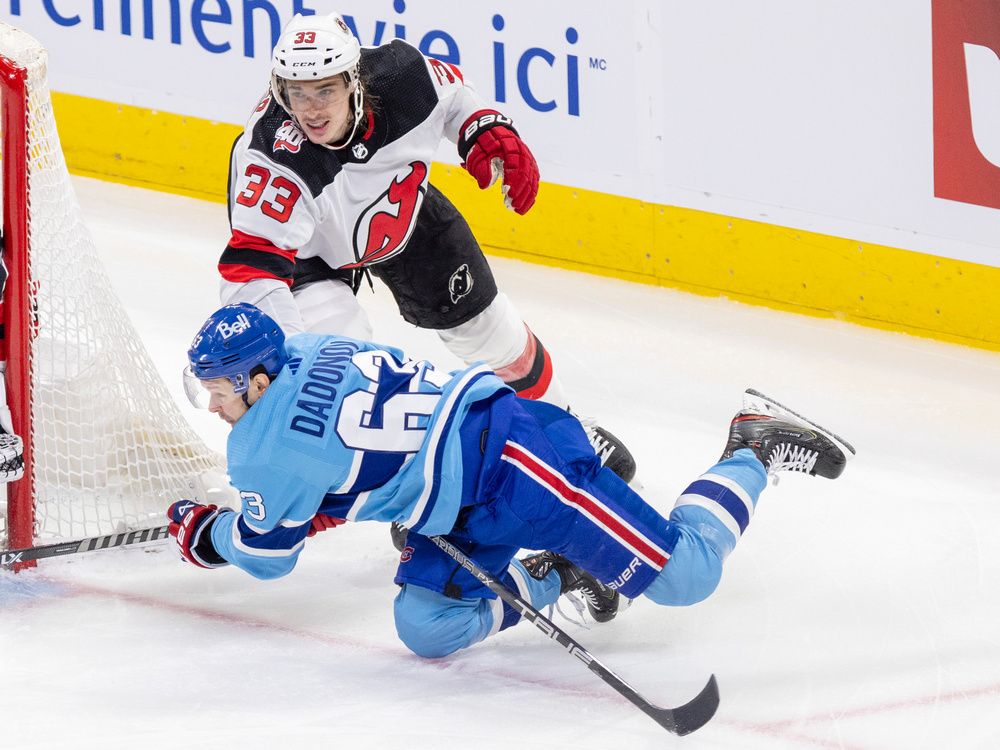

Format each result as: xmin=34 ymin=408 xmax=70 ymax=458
xmin=449 ymin=264 xmax=474 ymax=303
xmin=350 ymin=162 xmax=428 ymax=266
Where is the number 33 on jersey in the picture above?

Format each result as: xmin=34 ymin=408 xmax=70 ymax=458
xmin=222 ymin=39 xmax=486 ymax=286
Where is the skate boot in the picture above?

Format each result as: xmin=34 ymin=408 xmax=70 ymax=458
xmin=520 ymin=551 xmax=620 ymax=624
xmin=573 ymin=414 xmax=637 ymax=483
xmin=390 ymin=521 xmax=409 ymax=552
xmin=723 ymin=389 xmax=856 ymax=479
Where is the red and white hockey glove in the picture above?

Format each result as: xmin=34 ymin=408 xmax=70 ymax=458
xmin=459 ymin=110 xmax=539 ymax=215
xmin=307 ymin=513 xmax=347 ymax=537
xmin=167 ymin=500 xmax=231 ymax=569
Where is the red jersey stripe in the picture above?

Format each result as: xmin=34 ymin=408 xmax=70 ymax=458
xmin=501 ymin=441 xmax=668 ymax=569
xmin=229 ymin=230 xmax=298 ymax=262
xmin=218 ymin=263 xmax=293 ymax=286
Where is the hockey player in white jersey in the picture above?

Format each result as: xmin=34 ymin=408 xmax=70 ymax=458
xmin=220 ymin=12 xmax=636 ymax=496
xmin=171 ymin=304 xmax=855 ymax=659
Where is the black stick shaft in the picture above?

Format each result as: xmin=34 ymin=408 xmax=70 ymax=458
xmin=1 ymin=525 xmax=170 ymax=568
xmin=428 ymin=534 xmax=719 ymax=736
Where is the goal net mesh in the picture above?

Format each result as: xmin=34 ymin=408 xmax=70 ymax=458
xmin=0 ymin=23 xmax=226 ymax=547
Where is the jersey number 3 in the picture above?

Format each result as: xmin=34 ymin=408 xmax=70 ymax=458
xmin=236 ymin=165 xmax=301 ymax=223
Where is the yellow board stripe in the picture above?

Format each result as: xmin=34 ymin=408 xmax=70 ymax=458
xmin=52 ymin=92 xmax=1000 ymax=351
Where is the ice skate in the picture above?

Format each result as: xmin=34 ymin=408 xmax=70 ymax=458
xmin=573 ymin=413 xmax=637 ymax=483
xmin=520 ymin=550 xmax=620 ymax=624
xmin=722 ymin=388 xmax=856 ymax=479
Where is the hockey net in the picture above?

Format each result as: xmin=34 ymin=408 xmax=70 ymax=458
xmin=0 ymin=24 xmax=226 ymax=555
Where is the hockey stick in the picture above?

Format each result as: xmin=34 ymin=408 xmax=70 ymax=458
xmin=1 ymin=525 xmax=170 ymax=568
xmin=429 ymin=534 xmax=720 ymax=736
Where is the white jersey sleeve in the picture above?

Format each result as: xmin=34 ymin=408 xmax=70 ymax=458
xmin=418 ymin=54 xmax=493 ymax=146
xmin=219 ymin=277 xmax=306 ymax=336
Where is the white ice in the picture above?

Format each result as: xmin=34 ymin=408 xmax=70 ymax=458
xmin=2 ymin=176 xmax=999 ymax=749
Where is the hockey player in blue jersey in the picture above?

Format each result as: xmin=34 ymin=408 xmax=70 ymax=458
xmin=171 ymin=303 xmax=853 ymax=658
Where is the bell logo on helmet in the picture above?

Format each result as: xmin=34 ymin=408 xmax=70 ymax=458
xmin=185 ymin=304 xmax=288 ymax=408
xmin=216 ymin=313 xmax=252 ymax=340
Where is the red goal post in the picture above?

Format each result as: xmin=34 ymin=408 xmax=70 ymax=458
xmin=0 ymin=24 xmax=227 ymax=562
xmin=1 ymin=45 xmax=35 ymax=554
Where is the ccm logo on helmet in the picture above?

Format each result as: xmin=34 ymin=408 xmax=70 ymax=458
xmin=216 ymin=313 xmax=252 ymax=340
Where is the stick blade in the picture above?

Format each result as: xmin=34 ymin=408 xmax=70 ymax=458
xmin=651 ymin=674 xmax=720 ymax=736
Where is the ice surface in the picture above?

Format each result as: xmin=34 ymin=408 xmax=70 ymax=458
xmin=2 ymin=176 xmax=998 ymax=749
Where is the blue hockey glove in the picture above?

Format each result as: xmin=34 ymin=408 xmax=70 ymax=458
xmin=167 ymin=500 xmax=231 ymax=569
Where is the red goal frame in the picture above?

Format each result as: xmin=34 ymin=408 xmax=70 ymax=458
xmin=0 ymin=53 xmax=36 ymax=557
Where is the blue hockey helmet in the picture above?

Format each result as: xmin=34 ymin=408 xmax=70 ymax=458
xmin=183 ymin=304 xmax=287 ymax=407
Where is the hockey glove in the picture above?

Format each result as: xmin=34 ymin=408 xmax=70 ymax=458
xmin=459 ymin=110 xmax=539 ymax=215
xmin=0 ymin=429 xmax=24 ymax=482
xmin=307 ymin=513 xmax=346 ymax=537
xmin=167 ymin=500 xmax=231 ymax=569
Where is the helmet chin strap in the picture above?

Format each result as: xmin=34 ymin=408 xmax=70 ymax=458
xmin=322 ymin=81 xmax=365 ymax=151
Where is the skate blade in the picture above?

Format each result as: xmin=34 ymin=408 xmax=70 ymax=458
xmin=742 ymin=388 xmax=856 ymax=460
xmin=558 ymin=590 xmax=631 ymax=628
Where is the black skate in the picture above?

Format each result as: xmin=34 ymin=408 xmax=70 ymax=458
xmin=520 ymin=551 xmax=620 ymax=624
xmin=722 ymin=389 xmax=856 ymax=479
xmin=574 ymin=414 xmax=637 ymax=483
xmin=391 ymin=521 xmax=409 ymax=552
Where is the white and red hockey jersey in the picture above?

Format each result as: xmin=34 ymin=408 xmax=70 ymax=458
xmin=220 ymin=40 xmax=489 ymax=332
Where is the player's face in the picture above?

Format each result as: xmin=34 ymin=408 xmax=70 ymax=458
xmin=199 ymin=377 xmax=250 ymax=426
xmin=285 ymin=76 xmax=354 ymax=145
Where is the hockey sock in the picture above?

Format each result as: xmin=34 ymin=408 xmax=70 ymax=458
xmin=670 ymin=449 xmax=767 ymax=562
xmin=494 ymin=327 xmax=569 ymax=407
xmin=643 ymin=450 xmax=767 ymax=607
xmin=495 ymin=557 xmax=562 ymax=630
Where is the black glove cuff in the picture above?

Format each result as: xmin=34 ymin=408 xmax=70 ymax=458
xmin=457 ymin=109 xmax=519 ymax=161
xmin=192 ymin=511 xmax=230 ymax=568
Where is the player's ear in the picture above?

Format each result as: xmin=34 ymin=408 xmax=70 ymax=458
xmin=247 ymin=371 xmax=272 ymax=404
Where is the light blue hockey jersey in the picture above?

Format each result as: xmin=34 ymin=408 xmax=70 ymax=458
xmin=209 ymin=333 xmax=509 ymax=579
